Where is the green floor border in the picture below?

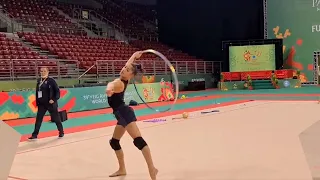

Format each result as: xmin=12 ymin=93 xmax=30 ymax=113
xmin=12 ymin=86 xmax=320 ymax=135
xmin=13 ymin=97 xmax=240 ymax=135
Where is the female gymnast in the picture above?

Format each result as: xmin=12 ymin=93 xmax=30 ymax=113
xmin=106 ymin=51 xmax=158 ymax=180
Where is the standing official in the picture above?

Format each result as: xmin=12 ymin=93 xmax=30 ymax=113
xmin=29 ymin=67 xmax=64 ymax=140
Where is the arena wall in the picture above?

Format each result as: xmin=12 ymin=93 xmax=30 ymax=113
xmin=0 ymin=74 xmax=214 ymax=91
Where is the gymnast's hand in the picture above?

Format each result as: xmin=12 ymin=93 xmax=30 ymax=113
xmin=106 ymin=89 xmax=114 ymax=97
xmin=106 ymin=83 xmax=114 ymax=97
xmin=133 ymin=51 xmax=143 ymax=59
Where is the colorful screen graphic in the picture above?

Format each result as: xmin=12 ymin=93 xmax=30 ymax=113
xmin=229 ymin=44 xmax=276 ymax=72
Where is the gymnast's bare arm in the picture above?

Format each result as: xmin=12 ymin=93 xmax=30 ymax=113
xmin=106 ymin=79 xmax=125 ymax=97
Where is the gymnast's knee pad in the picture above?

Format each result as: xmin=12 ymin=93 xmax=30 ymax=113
xmin=133 ymin=137 xmax=147 ymax=150
xmin=109 ymin=138 xmax=121 ymax=151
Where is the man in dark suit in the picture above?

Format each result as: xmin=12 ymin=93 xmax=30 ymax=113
xmin=29 ymin=67 xmax=64 ymax=140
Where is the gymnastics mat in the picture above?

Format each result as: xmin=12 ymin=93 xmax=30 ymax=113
xmin=300 ymin=119 xmax=320 ymax=180
xmin=0 ymin=120 xmax=21 ymax=180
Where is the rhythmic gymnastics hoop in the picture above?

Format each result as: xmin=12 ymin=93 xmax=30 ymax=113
xmin=133 ymin=49 xmax=179 ymax=112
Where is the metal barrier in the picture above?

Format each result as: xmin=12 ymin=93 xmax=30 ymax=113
xmin=96 ymin=60 xmax=222 ymax=77
xmin=0 ymin=59 xmax=79 ymax=80
xmin=0 ymin=8 xmax=22 ymax=33
xmin=71 ymin=8 xmax=120 ymax=38
xmin=17 ymin=22 xmax=88 ymax=36
xmin=0 ymin=59 xmax=222 ymax=80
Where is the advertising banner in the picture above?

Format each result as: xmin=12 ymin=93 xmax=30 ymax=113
xmin=0 ymin=82 xmax=174 ymax=121
xmin=267 ymin=0 xmax=319 ymax=82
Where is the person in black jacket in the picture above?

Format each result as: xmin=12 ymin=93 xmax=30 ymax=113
xmin=29 ymin=67 xmax=64 ymax=140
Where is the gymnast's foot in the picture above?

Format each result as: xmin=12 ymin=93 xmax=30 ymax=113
xmin=149 ymin=167 xmax=158 ymax=180
xmin=109 ymin=169 xmax=127 ymax=177
xmin=28 ymin=136 xmax=37 ymax=140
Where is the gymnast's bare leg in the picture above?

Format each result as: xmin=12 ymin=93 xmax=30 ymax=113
xmin=126 ymin=121 xmax=158 ymax=180
xmin=109 ymin=125 xmax=127 ymax=177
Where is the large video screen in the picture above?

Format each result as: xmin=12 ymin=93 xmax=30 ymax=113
xmin=229 ymin=44 xmax=276 ymax=72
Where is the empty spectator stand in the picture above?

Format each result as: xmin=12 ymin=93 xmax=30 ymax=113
xmin=0 ymin=33 xmax=73 ymax=79
xmin=130 ymin=40 xmax=201 ymax=61
xmin=0 ymin=0 xmax=86 ymax=35
xmin=15 ymin=32 xmax=218 ymax=78
xmin=95 ymin=0 xmax=157 ymax=40
xmin=18 ymin=32 xmax=140 ymax=72
xmin=129 ymin=40 xmax=220 ymax=75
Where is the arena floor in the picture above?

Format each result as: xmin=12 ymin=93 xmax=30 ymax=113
xmin=6 ymin=88 xmax=320 ymax=180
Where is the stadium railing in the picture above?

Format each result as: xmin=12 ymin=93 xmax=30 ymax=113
xmin=0 ymin=59 xmax=222 ymax=80
xmin=96 ymin=60 xmax=222 ymax=77
xmin=0 ymin=59 xmax=79 ymax=80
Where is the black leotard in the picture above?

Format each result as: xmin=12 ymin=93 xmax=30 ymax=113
xmin=107 ymin=79 xmax=129 ymax=110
